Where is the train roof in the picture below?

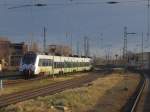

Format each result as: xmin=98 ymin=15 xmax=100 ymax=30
xmin=24 ymin=52 xmax=92 ymax=60
xmin=37 ymin=54 xmax=91 ymax=59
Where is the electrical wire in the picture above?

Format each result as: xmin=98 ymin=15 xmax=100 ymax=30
xmin=0 ymin=0 xmax=146 ymax=9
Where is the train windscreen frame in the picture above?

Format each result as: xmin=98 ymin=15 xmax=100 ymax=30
xmin=22 ymin=52 xmax=36 ymax=65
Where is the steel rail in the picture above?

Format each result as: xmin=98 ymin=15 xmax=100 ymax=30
xmin=3 ymin=71 xmax=93 ymax=87
xmin=130 ymin=73 xmax=146 ymax=112
xmin=0 ymin=71 xmax=106 ymax=108
xmin=122 ymin=71 xmax=146 ymax=112
xmin=0 ymin=73 xmax=95 ymax=100
xmin=3 ymin=75 xmax=55 ymax=86
xmin=0 ymin=76 xmax=96 ymax=107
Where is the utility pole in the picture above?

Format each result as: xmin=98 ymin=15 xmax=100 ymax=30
xmin=100 ymin=38 xmax=103 ymax=49
xmin=123 ymin=26 xmax=136 ymax=65
xmin=84 ymin=36 xmax=87 ymax=57
xmin=70 ymin=33 xmax=73 ymax=56
xmin=43 ymin=27 xmax=46 ymax=53
xmin=147 ymin=0 xmax=150 ymax=41
xmin=87 ymin=37 xmax=90 ymax=57
xmin=123 ymin=26 xmax=127 ymax=62
xmin=76 ymin=41 xmax=80 ymax=56
xmin=84 ymin=36 xmax=89 ymax=57
xmin=30 ymin=32 xmax=34 ymax=51
xmin=66 ymin=32 xmax=73 ymax=56
xmin=142 ymin=32 xmax=144 ymax=68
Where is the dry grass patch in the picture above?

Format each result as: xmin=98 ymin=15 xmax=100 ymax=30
xmin=0 ymin=76 xmax=76 ymax=96
xmin=0 ymin=72 xmax=140 ymax=112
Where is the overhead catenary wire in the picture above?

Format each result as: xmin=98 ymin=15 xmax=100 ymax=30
xmin=0 ymin=0 xmax=149 ymax=56
xmin=0 ymin=0 xmax=146 ymax=9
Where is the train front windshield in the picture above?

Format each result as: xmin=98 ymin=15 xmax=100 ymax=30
xmin=22 ymin=53 xmax=36 ymax=65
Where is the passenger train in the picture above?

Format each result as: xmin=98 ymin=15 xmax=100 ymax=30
xmin=19 ymin=52 xmax=92 ymax=79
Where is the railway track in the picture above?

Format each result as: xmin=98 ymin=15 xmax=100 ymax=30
xmin=0 ymin=71 xmax=105 ymax=108
xmin=3 ymin=75 xmax=52 ymax=86
xmin=3 ymin=71 xmax=93 ymax=87
xmin=136 ymin=73 xmax=150 ymax=112
xmin=121 ymin=71 xmax=146 ymax=112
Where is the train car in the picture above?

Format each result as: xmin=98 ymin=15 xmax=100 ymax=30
xmin=19 ymin=52 xmax=92 ymax=79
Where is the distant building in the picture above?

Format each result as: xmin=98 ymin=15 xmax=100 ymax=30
xmin=128 ymin=52 xmax=150 ymax=70
xmin=28 ymin=41 xmax=39 ymax=52
xmin=10 ymin=42 xmax=28 ymax=55
xmin=0 ymin=38 xmax=10 ymax=61
xmin=9 ymin=42 xmax=28 ymax=67
xmin=0 ymin=37 xmax=29 ymax=70
xmin=48 ymin=45 xmax=72 ymax=56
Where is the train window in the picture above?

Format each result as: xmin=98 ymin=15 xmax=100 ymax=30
xmin=58 ymin=62 xmax=61 ymax=68
xmin=80 ymin=62 xmax=82 ymax=67
xmin=64 ymin=61 xmax=68 ymax=68
xmin=45 ymin=60 xmax=49 ymax=66
xmin=54 ymin=62 xmax=57 ymax=68
xmin=59 ymin=62 xmax=61 ymax=68
xmin=74 ymin=62 xmax=77 ymax=67
xmin=67 ymin=62 xmax=69 ymax=68
xmin=57 ymin=62 xmax=59 ymax=68
xmin=22 ymin=53 xmax=36 ymax=64
xmin=85 ymin=62 xmax=87 ymax=66
xmin=54 ymin=62 xmax=64 ymax=68
xmin=65 ymin=62 xmax=68 ymax=68
xmin=75 ymin=62 xmax=77 ymax=67
xmin=84 ymin=62 xmax=85 ymax=66
xmin=38 ymin=59 xmax=52 ymax=66
xmin=82 ymin=62 xmax=84 ymax=67
xmin=73 ymin=62 xmax=75 ymax=67
xmin=76 ymin=62 xmax=79 ymax=67
xmin=72 ymin=62 xmax=74 ymax=67
xmin=64 ymin=61 xmax=73 ymax=68
xmin=60 ymin=62 xmax=64 ymax=68
xmin=58 ymin=62 xmax=59 ymax=68
xmin=84 ymin=62 xmax=86 ymax=66
xmin=86 ymin=62 xmax=88 ymax=66
xmin=75 ymin=62 xmax=78 ymax=67
xmin=67 ymin=62 xmax=70 ymax=68
xmin=38 ymin=59 xmax=43 ymax=66
xmin=60 ymin=62 xmax=62 ymax=68
xmin=79 ymin=62 xmax=81 ymax=67
xmin=42 ymin=60 xmax=46 ymax=66
xmin=43 ymin=59 xmax=46 ymax=66
xmin=64 ymin=62 xmax=66 ymax=68
xmin=48 ymin=59 xmax=52 ymax=66
xmin=69 ymin=62 xmax=72 ymax=68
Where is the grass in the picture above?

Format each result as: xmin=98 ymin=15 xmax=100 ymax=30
xmin=0 ymin=72 xmax=140 ymax=112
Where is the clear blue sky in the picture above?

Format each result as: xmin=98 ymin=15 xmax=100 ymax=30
xmin=0 ymin=0 xmax=149 ymax=58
